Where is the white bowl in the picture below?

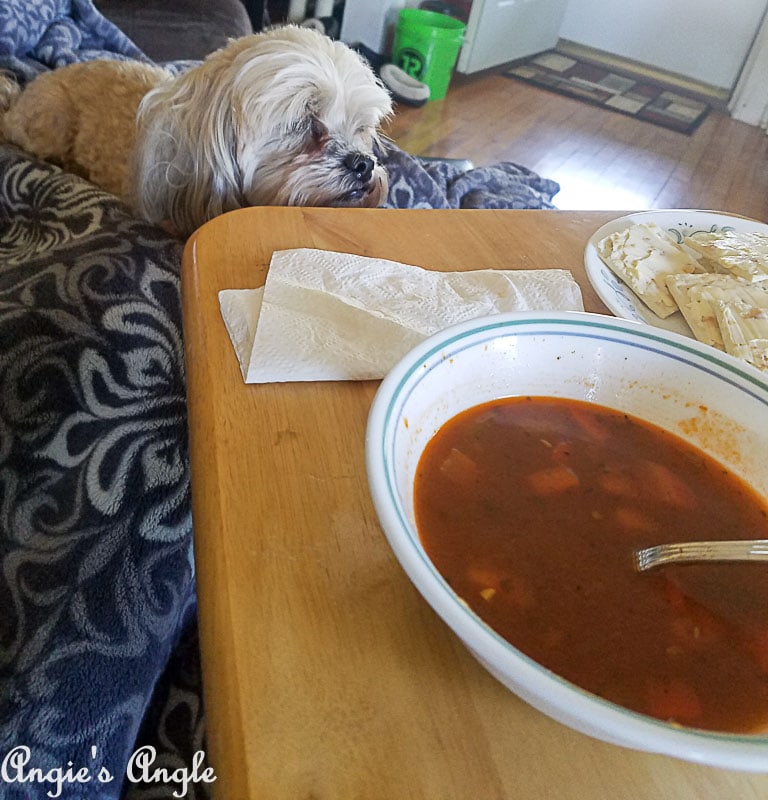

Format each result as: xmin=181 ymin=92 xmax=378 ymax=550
xmin=365 ymin=310 xmax=768 ymax=772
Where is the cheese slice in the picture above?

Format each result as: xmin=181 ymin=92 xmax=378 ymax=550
xmin=665 ymin=273 xmax=766 ymax=349
xmin=714 ymin=299 xmax=768 ymax=371
xmin=684 ymin=230 xmax=768 ymax=282
xmin=597 ymin=223 xmax=701 ymax=318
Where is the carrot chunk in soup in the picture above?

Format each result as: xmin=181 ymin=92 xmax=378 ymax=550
xmin=526 ymin=464 xmax=580 ymax=495
xmin=646 ymin=680 xmax=704 ymax=725
xmin=439 ymin=447 xmax=479 ymax=490
xmin=640 ymin=460 xmax=697 ymax=509
xmin=613 ymin=506 xmax=656 ymax=533
xmin=597 ymin=468 xmax=634 ymax=496
xmin=569 ymin=404 xmax=611 ymax=442
xmin=414 ymin=396 xmax=768 ymax=733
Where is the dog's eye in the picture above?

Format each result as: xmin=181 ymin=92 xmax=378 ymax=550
xmin=373 ymin=140 xmax=386 ymax=160
xmin=310 ymin=117 xmax=328 ymax=144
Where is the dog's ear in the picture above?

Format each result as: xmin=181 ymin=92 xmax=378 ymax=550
xmin=131 ymin=65 xmax=245 ymax=237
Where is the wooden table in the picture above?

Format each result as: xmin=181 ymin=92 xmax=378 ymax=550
xmin=181 ymin=208 xmax=768 ymax=799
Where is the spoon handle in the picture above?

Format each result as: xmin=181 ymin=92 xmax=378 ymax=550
xmin=634 ymin=539 xmax=768 ymax=571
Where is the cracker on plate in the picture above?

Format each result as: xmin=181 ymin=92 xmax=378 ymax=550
xmin=665 ymin=273 xmax=766 ymax=349
xmin=597 ymin=222 xmax=701 ymax=318
xmin=714 ymin=298 xmax=768 ymax=371
xmin=684 ymin=230 xmax=768 ymax=282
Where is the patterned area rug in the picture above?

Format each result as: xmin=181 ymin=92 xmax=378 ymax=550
xmin=506 ymin=50 xmax=710 ymax=134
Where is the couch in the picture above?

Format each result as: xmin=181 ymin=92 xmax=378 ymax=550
xmin=94 ymin=0 xmax=261 ymax=62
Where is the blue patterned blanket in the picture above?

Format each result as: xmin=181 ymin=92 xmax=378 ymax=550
xmin=0 ymin=3 xmax=559 ymax=799
xmin=0 ymin=145 xmax=203 ymax=800
xmin=0 ymin=0 xmax=145 ymax=80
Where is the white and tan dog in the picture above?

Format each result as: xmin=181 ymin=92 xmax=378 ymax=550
xmin=0 ymin=26 xmax=393 ymax=236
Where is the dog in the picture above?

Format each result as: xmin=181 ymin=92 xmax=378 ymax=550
xmin=0 ymin=26 xmax=393 ymax=236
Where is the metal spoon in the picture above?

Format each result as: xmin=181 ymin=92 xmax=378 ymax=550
xmin=634 ymin=539 xmax=768 ymax=571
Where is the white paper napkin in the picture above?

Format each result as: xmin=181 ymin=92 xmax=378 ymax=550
xmin=219 ymin=248 xmax=584 ymax=383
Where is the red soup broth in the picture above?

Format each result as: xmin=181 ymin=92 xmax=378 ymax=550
xmin=414 ymin=395 xmax=768 ymax=733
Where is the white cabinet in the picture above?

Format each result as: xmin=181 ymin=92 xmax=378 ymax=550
xmin=457 ymin=0 xmax=569 ymax=74
xmin=339 ymin=0 xmax=413 ymax=54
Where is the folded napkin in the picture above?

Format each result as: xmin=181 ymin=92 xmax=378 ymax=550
xmin=219 ymin=248 xmax=584 ymax=383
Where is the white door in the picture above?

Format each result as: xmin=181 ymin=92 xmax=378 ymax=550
xmin=457 ymin=0 xmax=569 ymax=74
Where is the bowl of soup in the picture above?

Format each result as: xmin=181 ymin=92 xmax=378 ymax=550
xmin=365 ymin=311 xmax=768 ymax=771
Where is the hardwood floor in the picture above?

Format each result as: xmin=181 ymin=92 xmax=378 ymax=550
xmin=384 ymin=70 xmax=768 ymax=221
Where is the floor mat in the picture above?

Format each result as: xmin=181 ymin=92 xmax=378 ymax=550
xmin=506 ymin=50 xmax=710 ymax=134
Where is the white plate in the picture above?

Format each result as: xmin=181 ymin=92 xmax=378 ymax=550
xmin=584 ymin=210 xmax=768 ymax=337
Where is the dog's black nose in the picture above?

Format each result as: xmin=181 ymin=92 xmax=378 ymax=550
xmin=344 ymin=153 xmax=374 ymax=183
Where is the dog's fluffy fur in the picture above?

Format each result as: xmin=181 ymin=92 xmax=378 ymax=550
xmin=0 ymin=26 xmax=393 ymax=235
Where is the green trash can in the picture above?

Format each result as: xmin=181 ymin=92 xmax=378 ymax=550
xmin=392 ymin=9 xmax=466 ymax=101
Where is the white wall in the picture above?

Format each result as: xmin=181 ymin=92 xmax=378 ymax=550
xmin=559 ymin=0 xmax=767 ymax=90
